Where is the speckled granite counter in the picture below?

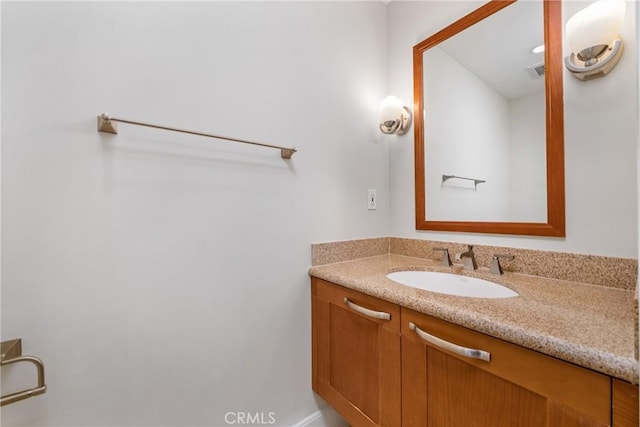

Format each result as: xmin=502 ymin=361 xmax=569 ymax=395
xmin=309 ymin=254 xmax=639 ymax=384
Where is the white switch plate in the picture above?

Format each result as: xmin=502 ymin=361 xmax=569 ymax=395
xmin=368 ymin=189 xmax=377 ymax=210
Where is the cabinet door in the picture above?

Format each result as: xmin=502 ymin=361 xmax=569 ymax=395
xmin=402 ymin=308 xmax=611 ymax=427
xmin=613 ymin=379 xmax=639 ymax=427
xmin=312 ymin=278 xmax=401 ymax=427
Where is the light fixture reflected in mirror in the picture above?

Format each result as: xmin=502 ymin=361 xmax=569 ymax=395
xmin=565 ymin=0 xmax=626 ymax=81
xmin=530 ymin=44 xmax=545 ymax=54
xmin=379 ymin=95 xmax=412 ymax=134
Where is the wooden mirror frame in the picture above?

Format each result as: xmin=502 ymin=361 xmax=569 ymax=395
xmin=413 ymin=0 xmax=565 ymax=237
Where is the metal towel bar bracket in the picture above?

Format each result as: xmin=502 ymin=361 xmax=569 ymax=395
xmin=97 ymin=113 xmax=298 ymax=159
xmin=442 ymin=174 xmax=486 ymax=187
xmin=0 ymin=339 xmax=47 ymax=407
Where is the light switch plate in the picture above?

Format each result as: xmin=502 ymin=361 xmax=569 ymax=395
xmin=368 ymin=189 xmax=377 ymax=210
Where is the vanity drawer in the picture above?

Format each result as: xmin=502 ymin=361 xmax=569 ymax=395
xmin=401 ymin=307 xmax=611 ymax=426
xmin=313 ymin=278 xmax=400 ymax=331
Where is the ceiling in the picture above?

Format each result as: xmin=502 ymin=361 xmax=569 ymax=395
xmin=436 ymin=1 xmax=546 ymax=100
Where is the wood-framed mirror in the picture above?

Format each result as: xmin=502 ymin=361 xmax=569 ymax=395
xmin=413 ymin=0 xmax=565 ymax=236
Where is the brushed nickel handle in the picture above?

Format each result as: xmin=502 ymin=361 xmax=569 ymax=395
xmin=409 ymin=322 xmax=490 ymax=362
xmin=490 ymin=254 xmax=515 ymax=275
xmin=433 ymin=247 xmax=453 ymax=266
xmin=343 ymin=298 xmax=391 ymax=320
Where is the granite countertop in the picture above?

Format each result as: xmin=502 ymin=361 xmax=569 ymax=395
xmin=309 ymin=254 xmax=639 ymax=384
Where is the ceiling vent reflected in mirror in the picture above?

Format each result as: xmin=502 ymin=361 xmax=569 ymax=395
xmin=527 ymin=63 xmax=546 ymax=78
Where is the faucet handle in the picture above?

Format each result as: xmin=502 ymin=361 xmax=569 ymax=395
xmin=490 ymin=254 xmax=514 ymax=275
xmin=455 ymin=245 xmax=477 ymax=270
xmin=433 ymin=247 xmax=452 ymax=266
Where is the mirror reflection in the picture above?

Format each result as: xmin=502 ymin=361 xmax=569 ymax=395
xmin=423 ymin=1 xmax=546 ymax=222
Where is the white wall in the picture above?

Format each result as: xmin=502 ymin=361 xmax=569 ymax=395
xmin=389 ymin=0 xmax=638 ymax=258
xmin=424 ymin=47 xmax=511 ymax=222
xmin=637 ymin=0 xmax=640 ymax=360
xmin=0 ymin=2 xmax=388 ymax=426
xmin=508 ymin=90 xmax=547 ymax=221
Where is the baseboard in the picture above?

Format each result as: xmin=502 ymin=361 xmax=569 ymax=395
xmin=291 ymin=405 xmax=347 ymax=427
xmin=291 ymin=409 xmax=323 ymax=427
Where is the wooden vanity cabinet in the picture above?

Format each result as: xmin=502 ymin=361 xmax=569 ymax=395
xmin=401 ymin=307 xmax=612 ymax=427
xmin=311 ymin=278 xmax=401 ymax=426
xmin=312 ymin=279 xmax=638 ymax=427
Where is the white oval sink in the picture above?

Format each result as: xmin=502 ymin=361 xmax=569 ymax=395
xmin=386 ymin=271 xmax=518 ymax=299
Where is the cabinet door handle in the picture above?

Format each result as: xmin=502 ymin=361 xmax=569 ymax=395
xmin=343 ymin=298 xmax=391 ymax=320
xmin=409 ymin=322 xmax=491 ymax=362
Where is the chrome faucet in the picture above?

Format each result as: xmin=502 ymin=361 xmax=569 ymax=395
xmin=458 ymin=245 xmax=477 ymax=271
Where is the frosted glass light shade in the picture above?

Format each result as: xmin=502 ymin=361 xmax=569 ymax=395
xmin=566 ymin=0 xmax=626 ymax=54
xmin=378 ymin=96 xmax=412 ymax=135
xmin=380 ymin=96 xmax=404 ymax=122
xmin=564 ymin=0 xmax=626 ymax=80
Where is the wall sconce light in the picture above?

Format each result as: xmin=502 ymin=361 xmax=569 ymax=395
xmin=564 ymin=0 xmax=626 ymax=81
xmin=379 ymin=96 xmax=412 ymax=135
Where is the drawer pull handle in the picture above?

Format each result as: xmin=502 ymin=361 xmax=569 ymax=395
xmin=409 ymin=322 xmax=490 ymax=362
xmin=343 ymin=298 xmax=391 ymax=320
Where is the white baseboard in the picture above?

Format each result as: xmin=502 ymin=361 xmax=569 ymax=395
xmin=291 ymin=406 xmax=348 ymax=427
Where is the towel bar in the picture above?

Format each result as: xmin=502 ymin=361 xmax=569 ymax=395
xmin=97 ymin=113 xmax=298 ymax=159
xmin=442 ymin=174 xmax=486 ymax=187
xmin=0 ymin=339 xmax=47 ymax=407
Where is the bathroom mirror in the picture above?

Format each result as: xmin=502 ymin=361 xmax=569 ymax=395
xmin=414 ymin=0 xmax=565 ymax=236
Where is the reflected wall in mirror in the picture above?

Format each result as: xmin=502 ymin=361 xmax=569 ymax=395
xmin=414 ymin=0 xmax=565 ymax=236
